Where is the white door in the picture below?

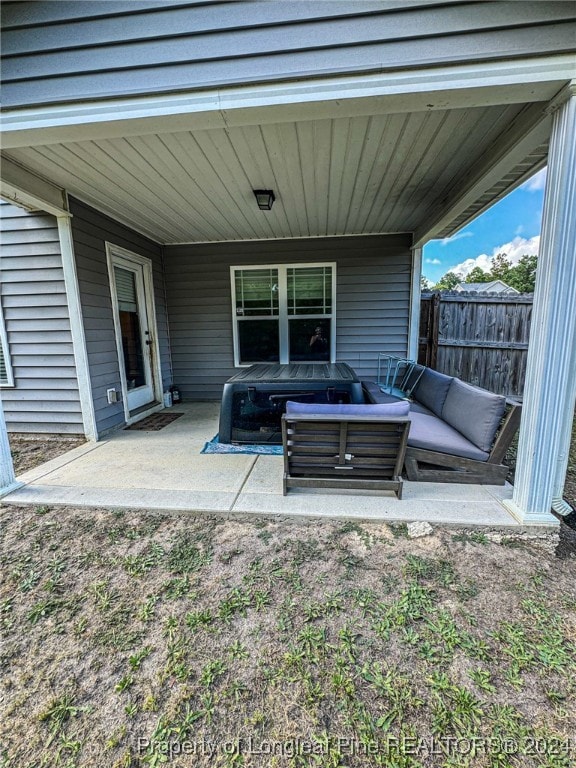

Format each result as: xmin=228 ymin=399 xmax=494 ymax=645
xmin=110 ymin=254 xmax=156 ymax=412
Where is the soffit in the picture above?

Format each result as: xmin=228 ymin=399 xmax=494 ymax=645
xmin=4 ymin=102 xmax=547 ymax=244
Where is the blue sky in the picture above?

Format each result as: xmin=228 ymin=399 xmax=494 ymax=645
xmin=422 ymin=167 xmax=546 ymax=285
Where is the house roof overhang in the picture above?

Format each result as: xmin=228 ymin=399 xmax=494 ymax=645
xmin=1 ymin=56 xmax=574 ymax=245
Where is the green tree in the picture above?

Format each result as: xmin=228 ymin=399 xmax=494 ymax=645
xmin=421 ymin=275 xmax=431 ymax=291
xmin=465 ymin=266 xmax=491 ymax=283
xmin=505 ymin=254 xmax=538 ymax=293
xmin=432 ymin=271 xmax=461 ymax=291
xmin=433 ymin=252 xmax=538 ymax=294
xmin=489 ymin=253 xmax=512 ymax=282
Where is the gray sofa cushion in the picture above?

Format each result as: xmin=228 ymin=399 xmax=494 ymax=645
xmin=286 ymin=400 xmax=410 ymax=417
xmin=407 ymin=412 xmax=489 ymax=462
xmin=409 ymin=401 xmax=434 ymax=416
xmin=412 ymin=368 xmax=453 ymax=417
xmin=442 ymin=379 xmax=506 ymax=452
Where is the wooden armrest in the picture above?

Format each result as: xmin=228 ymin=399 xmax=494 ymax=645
xmin=488 ymin=399 xmax=522 ymax=465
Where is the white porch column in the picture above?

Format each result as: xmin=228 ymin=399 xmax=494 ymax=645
xmin=57 ymin=216 xmax=98 ymax=441
xmin=408 ymin=246 xmax=423 ymax=360
xmin=505 ymin=86 xmax=576 ymax=525
xmin=0 ymin=397 xmax=23 ymax=497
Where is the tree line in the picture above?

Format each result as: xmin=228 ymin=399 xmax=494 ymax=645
xmin=423 ymin=253 xmax=538 ymax=293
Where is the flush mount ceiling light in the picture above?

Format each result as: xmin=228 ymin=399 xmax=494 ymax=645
xmin=253 ymin=189 xmax=275 ymax=210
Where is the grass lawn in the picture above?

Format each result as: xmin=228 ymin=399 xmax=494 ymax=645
xmin=1 ymin=506 xmax=574 ymax=768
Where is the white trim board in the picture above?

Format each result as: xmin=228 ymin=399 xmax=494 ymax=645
xmin=0 ymin=155 xmax=69 ymax=217
xmin=58 ymin=215 xmax=98 ymax=441
xmin=0 ymin=398 xmax=21 ymax=496
xmin=2 ymin=55 xmax=574 ymax=149
xmin=408 ymin=247 xmax=422 ymax=361
xmin=0 ymin=299 xmax=15 ymax=389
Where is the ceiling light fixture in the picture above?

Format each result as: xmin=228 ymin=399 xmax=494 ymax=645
xmin=253 ymin=189 xmax=275 ymax=210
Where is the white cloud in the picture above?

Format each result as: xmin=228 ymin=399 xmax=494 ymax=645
xmin=440 ymin=231 xmax=474 ymax=246
xmin=425 ymin=258 xmax=441 ymax=265
xmin=448 ymin=236 xmax=540 ymax=278
xmin=521 ymin=167 xmax=547 ymax=192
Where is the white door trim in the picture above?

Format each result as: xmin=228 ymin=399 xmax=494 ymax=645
xmin=105 ymin=243 xmax=163 ymax=424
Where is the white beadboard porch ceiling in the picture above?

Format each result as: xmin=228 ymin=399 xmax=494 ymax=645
xmin=4 ymin=103 xmax=547 ymax=244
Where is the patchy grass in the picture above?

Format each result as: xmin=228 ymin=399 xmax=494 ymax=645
xmin=9 ymin=434 xmax=86 ymax=476
xmin=1 ymin=506 xmax=574 ymax=768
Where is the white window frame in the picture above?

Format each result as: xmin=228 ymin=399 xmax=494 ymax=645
xmin=0 ymin=300 xmax=14 ymax=388
xmin=230 ymin=262 xmax=336 ymax=367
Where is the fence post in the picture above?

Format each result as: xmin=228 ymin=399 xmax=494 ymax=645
xmin=429 ymin=292 xmax=440 ymax=369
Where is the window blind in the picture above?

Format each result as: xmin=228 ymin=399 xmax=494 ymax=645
xmin=114 ymin=266 xmax=138 ymax=313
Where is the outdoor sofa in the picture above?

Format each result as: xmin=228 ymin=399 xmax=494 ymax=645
xmin=280 ymin=366 xmax=521 ymax=496
xmin=363 ymin=367 xmax=522 ymax=484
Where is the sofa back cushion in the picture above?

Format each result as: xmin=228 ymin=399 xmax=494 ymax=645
xmin=285 ymin=401 xmax=410 ymax=417
xmin=407 ymin=411 xmax=489 ymax=462
xmin=412 ymin=368 xmax=453 ymax=416
xmin=442 ymin=379 xmax=506 ymax=452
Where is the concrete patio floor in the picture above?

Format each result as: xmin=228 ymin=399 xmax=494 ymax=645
xmin=2 ymin=402 xmax=526 ymax=526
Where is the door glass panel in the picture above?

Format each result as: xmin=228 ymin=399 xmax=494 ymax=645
xmin=289 ymin=319 xmax=331 ymax=361
xmin=287 ymin=266 xmax=332 ymax=315
xmin=238 ymin=319 xmax=280 ymax=364
xmin=114 ymin=266 xmax=146 ymax=389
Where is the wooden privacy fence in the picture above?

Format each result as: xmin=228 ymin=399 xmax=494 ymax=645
xmin=419 ymin=291 xmax=533 ymax=397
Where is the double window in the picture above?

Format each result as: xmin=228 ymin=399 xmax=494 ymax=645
xmin=231 ymin=263 xmax=335 ymax=366
xmin=0 ymin=301 xmax=13 ymax=387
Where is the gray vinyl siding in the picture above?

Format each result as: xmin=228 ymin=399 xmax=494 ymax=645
xmin=2 ymin=1 xmax=575 ymax=108
xmin=69 ymin=198 xmax=170 ymax=436
xmin=164 ymin=234 xmax=412 ymax=400
xmin=0 ymin=200 xmax=83 ymax=433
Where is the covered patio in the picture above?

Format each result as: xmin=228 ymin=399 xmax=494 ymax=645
xmin=3 ymin=401 xmax=521 ymax=526
xmin=1 ymin=2 xmax=575 ymax=527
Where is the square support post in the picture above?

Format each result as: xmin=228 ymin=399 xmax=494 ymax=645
xmin=505 ymin=86 xmax=576 ymax=524
xmin=409 ymin=246 xmax=423 ymax=360
xmin=0 ymin=397 xmax=23 ymax=497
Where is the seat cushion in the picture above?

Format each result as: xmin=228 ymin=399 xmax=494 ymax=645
xmin=442 ymin=379 xmax=506 ymax=452
xmin=407 ymin=411 xmax=489 ymax=462
xmin=412 ymin=368 xmax=454 ymax=417
xmin=409 ymin=400 xmax=434 ymax=416
xmin=286 ymin=400 xmax=410 ymax=417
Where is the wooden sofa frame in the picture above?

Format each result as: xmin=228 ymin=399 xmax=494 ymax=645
xmin=282 ymin=413 xmax=410 ymax=499
xmin=403 ymin=398 xmax=522 ymax=484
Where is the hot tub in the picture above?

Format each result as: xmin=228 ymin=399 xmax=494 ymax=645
xmin=218 ymin=362 xmax=364 ymax=444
